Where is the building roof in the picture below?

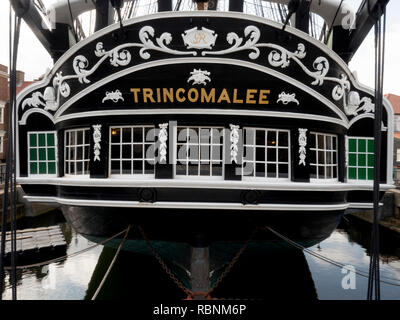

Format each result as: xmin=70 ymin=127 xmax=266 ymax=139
xmin=385 ymin=93 xmax=400 ymax=115
xmin=15 ymin=81 xmax=36 ymax=96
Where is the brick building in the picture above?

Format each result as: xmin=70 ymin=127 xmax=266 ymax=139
xmin=385 ymin=93 xmax=400 ymax=184
xmin=0 ymin=64 xmax=36 ymax=169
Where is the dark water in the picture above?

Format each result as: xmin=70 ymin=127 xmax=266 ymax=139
xmin=1 ymin=210 xmax=400 ymax=300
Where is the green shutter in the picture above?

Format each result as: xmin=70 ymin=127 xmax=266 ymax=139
xmin=358 ymin=154 xmax=366 ymax=166
xmin=349 ymin=154 xmax=356 ymax=166
xmin=368 ymin=168 xmax=374 ymax=180
xmin=48 ymin=148 xmax=55 ymax=161
xmin=368 ymin=154 xmax=374 ymax=167
xmin=29 ymin=148 xmax=37 ymax=161
xmin=38 ymin=148 xmax=46 ymax=161
xmin=48 ymin=162 xmax=56 ymax=174
xmin=358 ymin=168 xmax=366 ymax=180
xmin=30 ymin=162 xmax=37 ymax=174
xmin=349 ymin=168 xmax=357 ymax=179
xmin=47 ymin=133 xmax=55 ymax=147
xmin=29 ymin=134 xmax=37 ymax=147
xmin=368 ymin=140 xmax=374 ymax=152
xmin=349 ymin=139 xmax=357 ymax=152
xmin=358 ymin=139 xmax=366 ymax=152
xmin=39 ymin=162 xmax=47 ymax=174
xmin=38 ymin=134 xmax=46 ymax=147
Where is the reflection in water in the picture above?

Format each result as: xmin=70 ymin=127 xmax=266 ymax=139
xmin=306 ymin=219 xmax=400 ymax=300
xmin=85 ymin=243 xmax=317 ymax=300
xmin=1 ymin=211 xmax=400 ymax=300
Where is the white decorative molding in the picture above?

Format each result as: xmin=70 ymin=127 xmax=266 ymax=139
xmin=159 ymin=123 xmax=168 ymax=163
xmin=182 ymin=27 xmax=218 ymax=49
xmin=102 ymin=90 xmax=124 ymax=103
xmin=21 ymin=87 xmax=57 ymax=111
xmin=187 ymin=69 xmax=211 ymax=85
xmin=229 ymin=124 xmax=240 ymax=164
xmin=298 ymin=128 xmax=307 ymax=166
xmin=93 ymin=124 xmax=102 ymax=162
xmin=344 ymin=91 xmax=374 ymax=116
xmin=277 ymin=92 xmax=299 ymax=105
xmin=21 ymin=24 xmax=353 ymax=119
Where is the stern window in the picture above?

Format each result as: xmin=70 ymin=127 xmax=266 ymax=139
xmin=310 ymin=132 xmax=338 ymax=180
xmin=347 ymin=137 xmax=374 ymax=180
xmin=28 ymin=131 xmax=57 ymax=176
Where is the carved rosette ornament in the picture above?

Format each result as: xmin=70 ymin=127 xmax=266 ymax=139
xmin=93 ymin=124 xmax=102 ymax=162
xmin=230 ymin=124 xmax=240 ymax=164
xmin=298 ymin=128 xmax=308 ymax=166
xmin=159 ymin=123 xmax=168 ymax=163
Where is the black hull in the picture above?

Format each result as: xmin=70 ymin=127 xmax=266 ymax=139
xmin=61 ymin=205 xmax=343 ymax=247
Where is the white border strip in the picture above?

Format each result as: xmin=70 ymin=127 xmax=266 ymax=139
xmin=16 ymin=177 xmax=394 ymax=192
xmin=23 ymin=196 xmax=349 ymax=211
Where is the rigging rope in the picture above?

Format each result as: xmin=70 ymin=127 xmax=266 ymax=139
xmin=0 ymin=3 xmax=21 ymax=301
xmin=368 ymin=2 xmax=387 ymax=301
xmin=91 ymin=225 xmax=131 ymax=300
xmin=262 ymin=226 xmax=400 ymax=287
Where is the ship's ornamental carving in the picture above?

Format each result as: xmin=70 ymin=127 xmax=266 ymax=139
xmin=298 ymin=128 xmax=307 ymax=166
xmin=344 ymin=91 xmax=375 ymax=116
xmin=187 ymin=69 xmax=211 ymax=86
xmin=277 ymin=92 xmax=300 ymax=106
xmin=182 ymin=27 xmax=218 ymax=50
xmin=230 ymin=124 xmax=240 ymax=164
xmin=93 ymin=124 xmax=102 ymax=162
xmin=102 ymin=90 xmax=124 ymax=103
xmin=159 ymin=123 xmax=168 ymax=163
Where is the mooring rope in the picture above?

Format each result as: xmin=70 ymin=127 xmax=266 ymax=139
xmin=262 ymin=226 xmax=400 ymax=287
xmin=3 ymin=226 xmax=131 ymax=271
xmin=91 ymin=225 xmax=131 ymax=300
xmin=0 ymin=3 xmax=22 ymax=301
xmin=368 ymin=2 xmax=387 ymax=301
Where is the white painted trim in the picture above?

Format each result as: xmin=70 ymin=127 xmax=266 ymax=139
xmin=347 ymin=202 xmax=383 ymax=209
xmin=22 ymin=196 xmax=349 ymax=211
xmin=348 ymin=113 xmax=375 ymax=128
xmin=52 ymin=58 xmax=349 ymax=124
xmin=19 ymin=108 xmax=54 ymax=125
xmin=55 ymin=108 xmax=348 ymax=128
xmin=16 ymin=177 xmax=395 ymax=192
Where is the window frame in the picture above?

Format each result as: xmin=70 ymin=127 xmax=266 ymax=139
xmin=0 ymin=103 xmax=4 ymax=125
xmin=173 ymin=126 xmax=225 ymax=180
xmin=64 ymin=128 xmax=91 ymax=177
xmin=309 ymin=132 xmax=339 ymax=182
xmin=241 ymin=127 xmax=291 ymax=181
xmin=27 ymin=131 xmax=58 ymax=177
xmin=346 ymin=136 xmax=374 ymax=182
xmin=109 ymin=125 xmax=156 ymax=178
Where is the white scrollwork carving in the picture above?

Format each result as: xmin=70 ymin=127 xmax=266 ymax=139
xmin=298 ymin=128 xmax=307 ymax=166
xmin=187 ymin=69 xmax=211 ymax=85
xmin=203 ymin=25 xmax=260 ymax=59
xmin=344 ymin=91 xmax=375 ymax=116
xmin=159 ymin=123 xmax=168 ymax=163
xmin=22 ymin=87 xmax=58 ymax=111
xmin=230 ymin=124 xmax=240 ymax=164
xmin=277 ymin=92 xmax=299 ymax=105
xmin=182 ymin=27 xmax=218 ymax=49
xmin=102 ymin=90 xmax=124 ymax=103
xmin=93 ymin=124 xmax=102 ymax=162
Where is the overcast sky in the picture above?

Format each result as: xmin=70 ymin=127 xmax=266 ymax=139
xmin=0 ymin=0 xmax=399 ymax=95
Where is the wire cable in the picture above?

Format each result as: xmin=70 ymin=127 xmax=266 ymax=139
xmin=262 ymin=226 xmax=400 ymax=287
xmin=91 ymin=225 xmax=130 ymax=300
